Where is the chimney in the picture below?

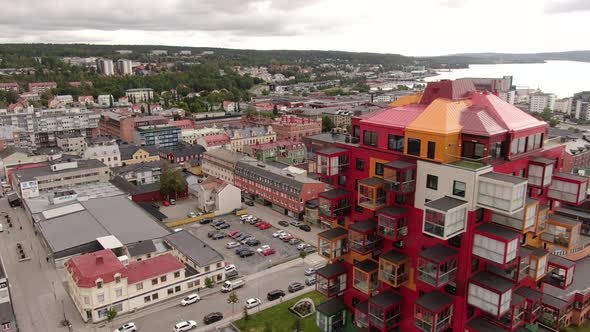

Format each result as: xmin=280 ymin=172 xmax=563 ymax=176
xmin=96 ymin=256 xmax=104 ymax=265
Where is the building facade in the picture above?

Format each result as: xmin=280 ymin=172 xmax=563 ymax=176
xmin=56 ymin=135 xmax=87 ymax=155
xmin=134 ymin=125 xmax=181 ymax=147
xmin=83 ymin=138 xmax=121 ymax=168
xmin=201 ymin=148 xmax=244 ymax=184
xmin=272 ymin=115 xmax=322 ymax=140
xmin=192 ymin=176 xmax=242 ymax=215
xmin=96 ymin=58 xmax=115 ymax=76
xmin=243 ymin=140 xmax=307 ymax=165
xmin=225 ymin=126 xmax=276 ymax=152
xmin=116 ymin=59 xmax=133 ymax=75
xmin=28 ymin=82 xmax=57 ymax=94
xmin=98 ymin=111 xmax=168 ymax=143
xmin=119 ymin=145 xmax=160 ymax=165
xmin=125 ymin=88 xmax=154 ymax=103
xmin=530 ymin=92 xmax=556 ymax=113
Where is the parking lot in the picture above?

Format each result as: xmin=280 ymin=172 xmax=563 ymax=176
xmin=187 ymin=214 xmax=316 ymax=276
xmin=159 ymin=196 xmax=200 ymax=220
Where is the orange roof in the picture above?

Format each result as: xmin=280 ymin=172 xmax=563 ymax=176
xmin=406 ymin=99 xmax=471 ymax=134
xmin=388 ymin=93 xmax=423 ymax=107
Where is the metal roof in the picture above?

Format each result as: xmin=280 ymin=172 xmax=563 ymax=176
xmin=553 ymin=172 xmax=589 ymax=182
xmin=318 ymin=227 xmax=348 ymax=240
xmin=127 ymin=240 xmax=157 ymax=257
xmin=380 ymin=250 xmax=409 ymax=264
xmin=236 ymin=158 xmax=322 ymax=194
xmin=548 ymin=254 xmax=575 ymax=268
xmin=319 ymin=188 xmax=352 ymax=199
xmin=415 ymin=290 xmax=454 ymax=312
xmin=471 ymin=271 xmax=515 ymax=293
xmin=360 ymin=104 xmax=426 ymax=129
xmin=479 ymin=172 xmax=527 ymax=185
xmin=13 ymin=158 xmax=108 ymax=182
xmin=460 ymin=105 xmax=507 ymax=136
xmin=369 ymin=290 xmax=403 ymax=309
xmin=354 ymin=259 xmax=379 ymax=273
xmin=358 ymin=177 xmax=384 ymax=187
xmin=316 ymin=263 xmax=347 ymax=278
xmin=424 ymin=196 xmax=467 ymax=212
xmin=476 ymin=223 xmax=520 ymax=240
xmin=317 ymin=297 xmax=347 ymax=316
xmin=407 ymin=99 xmax=470 ymax=134
xmin=419 ymin=244 xmax=458 ymax=263
xmin=317 ymin=147 xmax=349 ymax=155
xmin=524 ymin=245 xmax=549 ymax=257
xmin=384 ymin=160 xmax=415 ymax=169
xmin=549 ymin=214 xmax=581 ymax=227
xmin=348 ymin=219 xmax=378 ymax=233
xmin=542 ymin=293 xmax=569 ymax=310
xmin=164 ymin=230 xmax=224 ymax=267
xmin=377 ymin=206 xmax=409 ymax=217
xmin=515 ymin=287 xmax=543 ymax=301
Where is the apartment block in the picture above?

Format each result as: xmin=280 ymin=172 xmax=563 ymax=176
xmin=96 ymin=58 xmax=115 ymax=76
xmin=98 ymin=111 xmax=168 ymax=143
xmin=530 ymin=92 xmax=556 ymax=113
xmin=272 ymin=115 xmax=322 ymax=140
xmin=28 ymin=82 xmax=57 ymax=94
xmin=83 ymin=137 xmax=121 ymax=168
xmin=201 ymin=148 xmax=244 ymax=184
xmin=125 ymin=88 xmax=154 ymax=103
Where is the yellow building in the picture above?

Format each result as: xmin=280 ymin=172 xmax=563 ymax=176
xmin=120 ymin=145 xmax=160 ymax=165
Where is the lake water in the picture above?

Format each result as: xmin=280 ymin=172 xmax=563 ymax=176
xmin=425 ymin=60 xmax=590 ymax=98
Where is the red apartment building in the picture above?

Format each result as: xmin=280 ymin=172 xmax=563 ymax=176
xmin=312 ymin=80 xmax=590 ymax=332
xmin=272 ymin=115 xmax=322 ymax=140
xmin=0 ymin=82 xmax=19 ymax=92
xmin=28 ymin=82 xmax=57 ymax=94
xmin=98 ymin=110 xmax=169 ymax=142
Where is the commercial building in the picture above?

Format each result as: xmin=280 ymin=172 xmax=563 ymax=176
xmin=234 ymin=157 xmax=326 ymax=219
xmin=28 ymin=82 xmax=57 ymax=94
xmin=83 ymin=137 xmax=121 ymax=168
xmin=225 ymin=126 xmax=276 ymax=152
xmin=56 ymin=134 xmax=87 ymax=155
xmin=310 ymin=79 xmax=589 ymax=332
xmin=0 ymin=147 xmax=49 ymax=180
xmin=98 ymin=111 xmax=168 ymax=143
xmin=116 ymin=59 xmax=133 ymax=75
xmin=119 ymin=144 xmax=160 ymax=165
xmin=125 ymin=88 xmax=154 ymax=103
xmin=530 ymin=92 xmax=556 ymax=113
xmin=158 ymin=143 xmax=205 ymax=165
xmin=0 ymin=257 xmax=17 ymax=332
xmin=134 ymin=125 xmax=181 ymax=147
xmin=201 ymin=148 xmax=244 ymax=184
xmin=191 ymin=176 xmax=241 ymax=214
xmin=272 ymin=115 xmax=322 ymax=140
xmin=96 ymin=58 xmax=115 ymax=76
xmin=243 ymin=140 xmax=307 ymax=165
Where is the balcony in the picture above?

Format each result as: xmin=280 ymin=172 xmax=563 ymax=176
xmin=485 ymin=246 xmax=532 ymax=282
xmin=477 ymin=172 xmax=527 ymax=214
xmin=357 ymin=177 xmax=386 ymax=211
xmin=527 ymin=246 xmax=549 ymax=281
xmin=528 ymin=157 xmax=555 ymax=188
xmin=540 ymin=295 xmax=570 ymax=331
xmin=377 ymin=206 xmax=409 ymax=241
xmin=354 ymin=301 xmax=369 ymax=330
xmin=417 ymin=244 xmax=458 ymax=288
xmin=415 ymin=291 xmax=454 ymax=332
xmin=316 ymin=147 xmax=350 ymax=177
xmin=318 ymin=227 xmax=348 ymax=260
xmin=468 ymin=271 xmax=516 ymax=317
xmin=541 ymin=214 xmax=581 ymax=249
xmin=369 ymin=290 xmax=404 ymax=331
xmin=535 ymin=205 xmax=550 ymax=235
xmin=348 ymin=219 xmax=382 ymax=255
xmin=543 ymin=255 xmax=575 ymax=289
xmin=490 ymin=292 xmax=526 ymax=329
xmin=515 ymin=287 xmax=543 ymax=323
xmin=318 ymin=189 xmax=352 ymax=222
xmin=316 ymin=263 xmax=348 ymax=298
xmin=491 ymin=198 xmax=539 ymax=233
xmin=316 ymin=297 xmax=347 ymax=332
xmin=548 ymin=172 xmax=589 ymax=206
xmin=379 ymin=250 xmax=410 ymax=288
xmin=383 ymin=160 xmax=416 ymax=193
xmin=472 ymin=223 xmax=520 ymax=266
xmin=353 ymin=259 xmax=379 ymax=295
xmin=423 ymin=196 xmax=468 ymax=240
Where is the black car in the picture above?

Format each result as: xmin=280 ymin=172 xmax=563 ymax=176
xmin=207 ymin=230 xmax=217 ymax=238
xmin=236 ymin=233 xmax=250 ymax=241
xmin=212 ymin=220 xmax=225 ymax=227
xmin=288 ymin=282 xmax=304 ymax=293
xmin=239 ymin=249 xmax=254 ymax=257
xmin=226 ymin=270 xmax=239 ymax=280
xmin=232 ymin=232 xmax=244 ymax=239
xmin=199 ymin=218 xmax=213 ymax=225
xmin=150 ymin=202 xmax=160 ymax=209
xmin=278 ymin=220 xmax=289 ymax=227
xmin=217 ymin=223 xmax=230 ymax=230
xmin=299 ymin=224 xmax=311 ymax=232
xmin=267 ymin=289 xmax=285 ymax=301
xmin=235 ymin=247 xmax=248 ymax=255
xmin=246 ymin=239 xmax=260 ymax=246
xmin=203 ymin=312 xmax=223 ymax=325
xmin=245 ymin=200 xmax=255 ymax=206
xmin=211 ymin=232 xmax=225 ymax=240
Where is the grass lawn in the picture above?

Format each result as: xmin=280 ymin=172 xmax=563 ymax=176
xmin=233 ymin=291 xmax=325 ymax=332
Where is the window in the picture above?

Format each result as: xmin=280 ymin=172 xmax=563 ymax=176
xmin=152 ymin=279 xmax=158 ymax=286
xmin=205 ymin=266 xmax=210 ymax=272
xmin=363 ymin=130 xmax=378 ymax=146
xmin=356 ymin=158 xmax=365 ymax=171
xmin=97 ymin=294 xmax=104 ymax=303
xmin=388 ymin=135 xmax=404 ymax=152
xmin=96 ymin=280 xmax=103 ymax=289
xmin=116 ymin=288 xmax=123 ymax=297
xmin=144 ymin=296 xmax=151 ymax=303
xmin=83 ymin=296 xmax=90 ymax=305
xmin=136 ymin=282 xmax=143 ymax=290
xmin=453 ymin=181 xmax=466 ymax=197
xmin=353 ymin=126 xmax=360 ymax=139
xmin=475 ymin=208 xmax=484 ymax=223
xmin=427 ymin=141 xmax=436 ymax=159
xmin=152 ymin=293 xmax=159 ymax=300
xmin=2 ymin=323 xmax=11 ymax=330
xmin=407 ymin=138 xmax=421 ymax=156
xmin=175 ymin=285 xmax=181 ymax=292
xmin=115 ymin=275 xmax=121 ymax=283
xmin=174 ymin=271 xmax=181 ymax=278
xmin=160 ymin=276 xmax=167 ymax=282
xmin=167 ymin=288 xmax=174 ymax=295
xmin=375 ymin=162 xmax=384 ymax=176
xmin=426 ymin=175 xmax=438 ymax=190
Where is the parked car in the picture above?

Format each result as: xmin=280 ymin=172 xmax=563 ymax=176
xmin=196 ymin=212 xmax=203 ymax=216
xmin=288 ymin=238 xmax=301 ymax=245
xmin=212 ymin=220 xmax=225 ymax=227
xmin=216 ymin=223 xmax=230 ymax=230
xmin=228 ymin=230 xmax=239 ymax=237
xmin=239 ymin=215 xmax=251 ymax=221
xmin=150 ymin=203 xmax=160 ymax=209
xmin=225 ymin=264 xmax=236 ymax=272
xmin=226 ymin=242 xmax=240 ymax=249
xmin=240 ymin=236 xmax=255 ymax=244
xmin=258 ymin=223 xmax=272 ymax=230
xmin=203 ymin=312 xmax=223 ymax=325
xmin=273 ymin=230 xmax=287 ymax=238
xmin=257 ymin=245 xmax=271 ymax=253
xmin=278 ymin=220 xmax=289 ymax=227
xmin=239 ymin=249 xmax=255 ymax=258
xmin=232 ymin=232 xmax=244 ymax=239
xmin=245 ymin=200 xmax=255 ymax=206
xmin=281 ymin=234 xmax=294 ymax=242
xmin=187 ymin=212 xmax=197 ymax=218
xmin=170 ymin=199 xmax=176 ymax=205
xmin=173 ymin=320 xmax=196 ymax=332
xmin=304 ymin=267 xmax=316 ymax=276
xmin=162 ymin=200 xmax=170 ymax=206
xmin=288 ymin=282 xmax=304 ymax=293
xmin=226 ymin=270 xmax=239 ymax=280
xmin=305 ymin=276 xmax=317 ymax=286
xmin=207 ymin=230 xmax=217 ymax=238
xmin=267 ymin=289 xmax=285 ymax=301
xmin=299 ymin=224 xmax=311 ymax=232
xmin=180 ymin=293 xmax=201 ymax=306
xmin=290 ymin=221 xmax=303 ymax=227
xmin=297 ymin=243 xmax=311 ymax=251
xmin=279 ymin=232 xmax=291 ymax=240
xmin=199 ymin=218 xmax=213 ymax=225
xmin=211 ymin=232 xmax=225 ymax=240
xmin=236 ymin=233 xmax=250 ymax=241
xmin=246 ymin=239 xmax=260 ymax=246
xmin=235 ymin=247 xmax=249 ymax=255
xmin=248 ymin=218 xmax=259 ymax=225
xmin=261 ymin=248 xmax=276 ymax=256
xmin=254 ymin=221 xmax=264 ymax=227
xmin=114 ymin=322 xmax=137 ymax=332
xmin=245 ymin=298 xmax=261 ymax=309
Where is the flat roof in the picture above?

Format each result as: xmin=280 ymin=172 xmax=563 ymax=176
xmin=317 ymin=297 xmax=347 ymax=316
xmin=471 ymin=271 xmax=515 ymax=293
xmin=548 ymin=254 xmax=575 ymax=268
xmin=97 ymin=235 xmax=124 ymax=249
xmin=318 ymin=227 xmax=348 ymax=240
xmin=419 ymin=244 xmax=458 ymax=263
xmin=127 ymin=240 xmax=158 ymax=257
xmin=354 ymin=259 xmax=379 ymax=273
xmin=384 ymin=160 xmax=415 ymax=169
xmin=544 ymin=256 xmax=590 ymax=301
xmin=467 ymin=317 xmax=509 ymax=332
xmin=479 ymin=172 xmax=527 ymax=185
xmin=476 ymin=223 xmax=521 ymax=240
xmin=380 ymin=250 xmax=409 ymax=264
xmin=348 ymin=219 xmax=378 ymax=233
xmin=37 ymin=210 xmax=110 ymax=253
xmin=41 ymin=203 xmax=85 ymax=220
xmin=317 ymin=263 xmax=347 ymax=278
xmin=319 ymin=188 xmax=352 ymax=199
xmin=369 ymin=290 xmax=403 ymax=309
xmin=554 ymin=172 xmax=589 ymax=182
xmin=542 ymin=293 xmax=569 ymax=310
xmin=13 ymin=159 xmax=107 ymax=182
xmin=358 ymin=177 xmax=384 ymax=187
xmin=532 ymin=157 xmax=555 ymax=165
xmin=415 ymin=290 xmax=454 ymax=312
xmin=515 ymin=287 xmax=543 ymax=301
xmin=378 ymin=205 xmax=409 ymax=217
xmin=425 ymin=196 xmax=467 ymax=212
xmin=549 ymin=214 xmax=581 ymax=227
xmin=164 ymin=230 xmax=224 ymax=267
xmin=317 ymin=147 xmax=349 ymax=155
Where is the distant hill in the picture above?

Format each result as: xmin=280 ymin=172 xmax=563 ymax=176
xmin=450 ymin=51 xmax=590 ymax=63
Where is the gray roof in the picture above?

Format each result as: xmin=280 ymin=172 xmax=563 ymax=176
xmin=317 ymin=297 xmax=347 ymax=316
xmin=542 ymin=293 xmax=569 ymax=310
xmin=0 ymin=146 xmax=31 ymax=159
xmin=112 ymin=160 xmax=167 ymax=175
xmin=524 ymin=246 xmax=549 ymax=257
xmin=235 ymin=159 xmax=322 ymax=195
xmin=471 ymin=271 xmax=515 ymax=293
xmin=354 ymin=259 xmax=378 ymax=273
xmin=381 ymin=250 xmax=409 ymax=264
xmin=225 ymin=126 xmax=271 ymax=139
xmin=37 ymin=210 xmax=111 ymax=253
xmin=348 ymin=219 xmax=378 ymax=233
xmin=318 ymin=227 xmax=348 ymax=240
xmin=317 ymin=147 xmax=349 ymax=155
xmin=425 ymin=196 xmax=467 ymax=212
xmin=378 ymin=206 xmax=409 ymax=217
xmin=203 ymin=148 xmax=245 ymax=164
xmin=0 ymin=302 xmax=15 ymax=325
xmin=110 ymin=177 xmax=163 ymax=196
xmin=316 ymin=263 xmax=347 ymax=278
xmin=369 ymin=290 xmax=403 ymax=309
xmin=384 ymin=160 xmax=415 ymax=169
xmin=358 ymin=177 xmax=383 ymax=186
xmin=480 ymin=172 xmax=527 ymax=185
xmin=515 ymin=287 xmax=543 ymax=301
xmin=549 ymin=214 xmax=580 ymax=227
xmin=532 ymin=157 xmax=555 ymax=165
xmin=554 ymin=171 xmax=589 ymax=182
xmin=419 ymin=244 xmax=458 ymax=263
xmin=319 ymin=188 xmax=351 ymax=199
xmin=164 ymin=230 xmax=224 ymax=267
xmin=13 ymin=158 xmax=108 ymax=182
xmin=127 ymin=240 xmax=157 ymax=257
xmin=548 ymin=254 xmax=575 ymax=268
xmin=476 ymin=223 xmax=520 ymax=240
xmin=467 ymin=317 xmax=507 ymax=332
xmin=555 ymin=206 xmax=590 ymax=220
xmin=544 ymin=256 xmax=590 ymax=301
xmin=304 ymin=132 xmax=350 ymax=145
xmin=159 ymin=143 xmax=206 ymax=157
xmin=415 ymin=290 xmax=453 ymax=312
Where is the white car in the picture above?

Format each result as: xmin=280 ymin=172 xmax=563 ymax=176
xmin=226 ymin=242 xmax=240 ymax=249
xmin=245 ymin=298 xmax=262 ymax=309
xmin=297 ymin=243 xmax=311 ymax=251
xmin=240 ymin=215 xmax=252 ymax=221
xmin=187 ymin=212 xmax=197 ymax=218
xmin=114 ymin=322 xmax=137 ymax=332
xmin=173 ymin=320 xmax=197 ymax=332
xmin=181 ymin=293 xmax=201 ymax=306
xmin=279 ymin=233 xmax=292 ymax=240
xmin=272 ymin=230 xmax=287 ymax=238
xmin=225 ymin=264 xmax=237 ymax=272
xmin=256 ymin=245 xmax=271 ymax=254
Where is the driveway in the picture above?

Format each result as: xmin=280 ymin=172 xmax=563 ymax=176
xmin=159 ymin=196 xmax=200 ymax=221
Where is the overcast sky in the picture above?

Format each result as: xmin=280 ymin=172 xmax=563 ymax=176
xmin=0 ymin=0 xmax=588 ymax=56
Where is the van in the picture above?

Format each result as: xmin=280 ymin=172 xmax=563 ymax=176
xmin=221 ymin=279 xmax=245 ymax=292
xmin=267 ymin=289 xmax=285 ymax=301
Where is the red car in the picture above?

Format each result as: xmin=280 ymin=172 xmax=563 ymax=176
xmin=282 ymin=234 xmax=294 ymax=242
xmin=258 ymin=223 xmax=272 ymax=230
xmin=254 ymin=221 xmax=265 ymax=227
xmin=162 ymin=200 xmax=170 ymax=206
xmin=262 ymin=248 xmax=276 ymax=256
xmin=229 ymin=230 xmax=239 ymax=237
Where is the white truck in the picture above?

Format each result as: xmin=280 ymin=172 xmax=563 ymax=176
xmin=221 ymin=279 xmax=245 ymax=292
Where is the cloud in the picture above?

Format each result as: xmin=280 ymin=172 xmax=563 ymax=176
xmin=440 ymin=0 xmax=469 ymax=8
xmin=546 ymin=0 xmax=590 ymax=13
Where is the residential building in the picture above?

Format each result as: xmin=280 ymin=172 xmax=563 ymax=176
xmin=97 ymin=95 xmax=113 ymax=107
xmin=530 ymin=92 xmax=556 ymax=113
xmin=116 ymin=59 xmax=133 ymax=75
xmin=56 ymin=95 xmax=74 ymax=104
xmin=498 ymin=90 xmax=516 ymax=104
xmin=158 ymin=143 xmax=205 ymax=165
xmin=0 ymin=257 xmax=17 ymax=332
xmin=554 ymin=98 xmax=572 ymax=113
xmin=202 ymin=148 xmax=244 ymax=184
xmin=149 ymin=50 xmax=168 ymax=56
xmin=310 ymin=79 xmax=589 ymax=332
xmin=112 ymin=160 xmax=166 ymax=185
xmin=191 ymin=176 xmax=241 ymax=214
xmin=111 ymin=161 xmax=188 ymax=202
xmin=12 ymin=158 xmax=110 ymax=198
xmin=196 ymin=133 xmax=231 ymax=151
xmin=464 ymin=76 xmax=513 ymax=91
xmin=78 ymin=96 xmax=94 ymax=106
xmin=573 ymin=93 xmax=590 ymax=120
xmin=96 ymin=58 xmax=115 ymax=76
xmin=272 ymin=115 xmax=322 ymax=140
xmin=115 ymin=50 xmax=133 ymax=55
xmin=83 ymin=137 xmax=121 ymax=168
xmin=134 ymin=125 xmax=181 ymax=147
xmin=234 ymin=157 xmax=326 ymax=219
xmin=119 ymin=144 xmax=160 ymax=165
xmin=181 ymin=127 xmax=224 ymax=145
xmin=168 ymin=119 xmax=193 ymax=130
xmin=225 ymin=126 xmax=276 ymax=152
xmin=56 ymin=134 xmax=87 ymax=155
xmin=125 ymin=88 xmax=154 ymax=103
xmin=98 ymin=111 xmax=168 ymax=143
xmin=28 ymin=82 xmax=57 ymax=94
xmin=0 ymin=83 xmax=18 ymax=92
xmin=222 ymin=101 xmax=236 ymax=112
xmin=243 ymin=140 xmax=306 ymax=165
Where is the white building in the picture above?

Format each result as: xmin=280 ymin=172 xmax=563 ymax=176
xmin=56 ymin=95 xmax=74 ymax=104
xmin=202 ymin=148 xmax=244 ymax=184
xmin=497 ymin=90 xmax=516 ymax=105
xmin=574 ymin=100 xmax=590 ymax=120
xmin=529 ymin=93 xmax=556 ymax=113
xmin=83 ymin=138 xmax=121 ymax=168
xmin=96 ymin=58 xmax=115 ymax=76
xmin=126 ymin=88 xmax=154 ymax=103
xmin=150 ymin=50 xmax=168 ymax=56
xmin=117 ymin=59 xmax=133 ymax=75
xmin=191 ymin=176 xmax=241 ymax=214
xmin=554 ymin=98 xmax=573 ymax=114
xmin=56 ymin=135 xmax=87 ymax=155
xmin=97 ymin=95 xmax=113 ymax=107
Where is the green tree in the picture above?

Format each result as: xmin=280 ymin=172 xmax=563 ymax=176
xmin=243 ymin=305 xmax=250 ymax=321
xmin=262 ymin=89 xmax=270 ymax=96
xmin=549 ymin=119 xmax=560 ymax=127
xmin=539 ymin=107 xmax=553 ymax=122
xmin=106 ymin=307 xmax=117 ymax=322
xmin=159 ymin=163 xmax=185 ymax=200
xmin=204 ymin=276 xmax=215 ymax=288
xmin=246 ymin=105 xmax=257 ymax=117
xmin=299 ymin=251 xmax=308 ymax=259
xmin=322 ymin=116 xmax=335 ymax=132
xmin=227 ymin=291 xmax=239 ymax=313
xmin=272 ymin=104 xmax=278 ymax=116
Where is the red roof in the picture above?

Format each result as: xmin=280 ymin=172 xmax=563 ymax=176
xmin=29 ymin=82 xmax=57 ymax=87
xmin=66 ymin=250 xmax=124 ymax=288
xmin=223 ymin=101 xmax=234 ymax=106
xmin=420 ymin=79 xmax=475 ymax=105
xmin=169 ymin=119 xmax=194 ymax=130
xmin=360 ymin=104 xmax=426 ymax=129
xmin=204 ymin=133 xmax=230 ymax=145
xmin=460 ymin=105 xmax=507 ymax=136
xmin=125 ymin=254 xmax=184 ymax=284
xmin=470 ymin=92 xmax=547 ymax=132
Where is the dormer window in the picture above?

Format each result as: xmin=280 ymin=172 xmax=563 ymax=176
xmin=96 ymin=279 xmax=103 ymax=289
xmin=115 ymin=273 xmax=121 ymax=284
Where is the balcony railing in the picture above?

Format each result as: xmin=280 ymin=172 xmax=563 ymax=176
xmin=417 ymin=266 xmax=457 ymax=287
xmin=384 ymin=180 xmax=415 ymax=193
xmin=380 ymin=270 xmax=408 ymax=286
xmin=350 ymin=238 xmax=383 ymax=254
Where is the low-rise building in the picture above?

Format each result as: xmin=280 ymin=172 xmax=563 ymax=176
xmin=119 ymin=144 xmax=160 ymax=165
xmin=83 ymin=137 xmax=121 ymax=168
xmin=222 ymin=101 xmax=236 ymax=112
xmin=98 ymin=111 xmax=168 ymax=143
xmin=0 ymin=147 xmax=49 ymax=181
xmin=0 ymin=82 xmax=18 ymax=92
xmin=191 ymin=176 xmax=241 ymax=214
xmin=272 ymin=115 xmax=322 ymax=140
xmin=125 ymin=88 xmax=154 ymax=103
xmin=28 ymin=82 xmax=57 ymax=94
xmin=112 ymin=160 xmax=166 ymax=186
xmin=201 ymin=149 xmax=244 ymax=184
xmin=529 ymin=92 xmax=556 ymax=113
xmin=134 ymin=125 xmax=181 ymax=147
xmin=158 ymin=143 xmax=205 ymax=165
xmin=181 ymin=127 xmax=225 ymax=145
xmin=243 ymin=140 xmax=306 ymax=165
xmin=196 ymin=133 xmax=231 ymax=151
xmin=225 ymin=126 xmax=276 ymax=152
xmin=97 ymin=95 xmax=113 ymax=107
xmin=0 ymin=257 xmax=17 ymax=332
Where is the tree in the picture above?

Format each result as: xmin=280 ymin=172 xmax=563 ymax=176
xmin=539 ymin=107 xmax=553 ymax=122
xmin=549 ymin=119 xmax=560 ymax=127
xmin=322 ymin=116 xmax=335 ymax=132
xmin=262 ymin=89 xmax=270 ymax=96
xmin=106 ymin=307 xmax=117 ymax=324
xmin=246 ymin=105 xmax=257 ymax=117
xmin=227 ymin=291 xmax=239 ymax=313
xmin=272 ymin=104 xmax=278 ymax=116
xmin=299 ymin=251 xmax=308 ymax=259
xmin=204 ymin=276 xmax=215 ymax=289
xmin=243 ymin=305 xmax=250 ymax=321
xmin=159 ymin=163 xmax=185 ymax=200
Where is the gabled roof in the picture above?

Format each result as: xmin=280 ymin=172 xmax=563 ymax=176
xmin=406 ymin=99 xmax=470 ymax=134
xmin=420 ymin=79 xmax=476 ymax=105
xmin=66 ymin=249 xmax=124 ymax=287
xmin=164 ymin=230 xmax=224 ymax=267
xmin=360 ymin=104 xmax=426 ymax=129
xmin=125 ymin=253 xmax=184 ymax=284
xmin=470 ymin=92 xmax=547 ymax=132
xmin=460 ymin=105 xmax=507 ymax=136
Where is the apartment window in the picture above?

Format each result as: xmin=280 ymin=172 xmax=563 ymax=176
xmin=160 ymin=276 xmax=167 ymax=282
xmin=83 ymin=296 xmax=90 ymax=305
xmin=152 ymin=279 xmax=158 ymax=286
xmin=97 ymin=294 xmax=104 ymax=303
xmin=115 ymin=288 xmax=123 ymax=297
xmin=453 ymin=181 xmax=466 ymax=197
xmin=136 ymin=282 xmax=143 ymax=290
xmin=175 ymin=286 xmax=181 ymax=292
xmin=375 ymin=162 xmax=384 ymax=176
xmin=407 ymin=138 xmax=421 ymax=156
xmin=96 ymin=280 xmax=103 ymax=289
xmin=353 ymin=126 xmax=361 ymax=139
xmin=205 ymin=266 xmax=210 ymax=272
xmin=144 ymin=296 xmax=151 ymax=303
xmin=167 ymin=288 xmax=174 ymax=295
xmin=388 ymin=135 xmax=404 ymax=152
xmin=187 ymin=281 xmax=194 ymax=288
xmin=115 ymin=275 xmax=121 ymax=284
xmin=426 ymin=175 xmax=438 ymax=190
xmin=363 ymin=130 xmax=378 ymax=146
xmin=152 ymin=293 xmax=159 ymax=300
xmin=356 ymin=158 xmax=365 ymax=171
xmin=174 ymin=271 xmax=181 ymax=278
xmin=427 ymin=141 xmax=436 ymax=159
